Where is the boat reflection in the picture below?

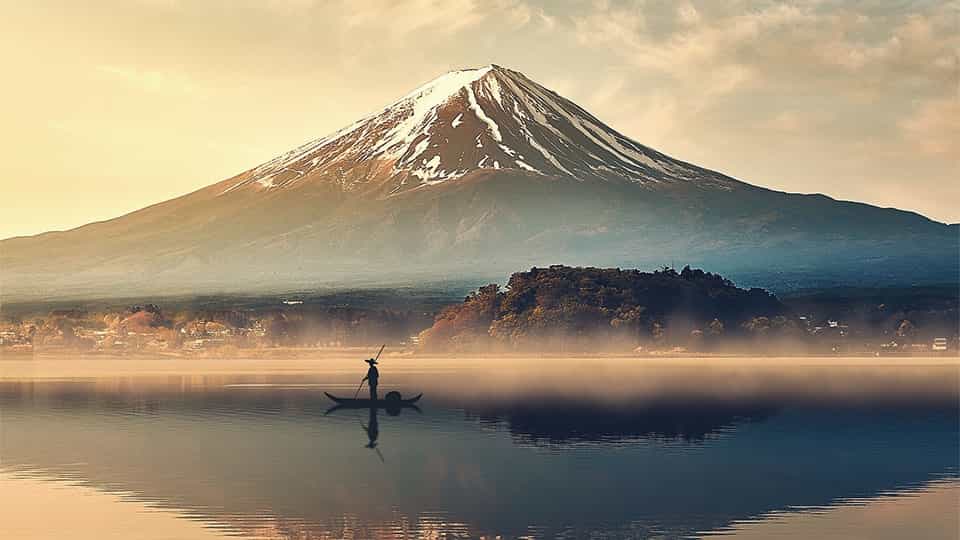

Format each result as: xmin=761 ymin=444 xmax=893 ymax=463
xmin=325 ymin=396 xmax=422 ymax=462
xmin=323 ymin=393 xmax=423 ymax=416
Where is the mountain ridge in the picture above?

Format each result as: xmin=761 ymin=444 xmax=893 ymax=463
xmin=213 ymin=64 xmax=743 ymax=199
xmin=2 ymin=65 xmax=956 ymax=300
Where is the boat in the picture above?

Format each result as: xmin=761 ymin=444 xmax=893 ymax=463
xmin=324 ymin=392 xmax=423 ymax=408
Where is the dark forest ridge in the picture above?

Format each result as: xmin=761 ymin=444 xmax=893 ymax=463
xmin=419 ymin=265 xmax=783 ymax=351
xmin=2 ymin=66 xmax=956 ymax=300
xmin=417 ymin=265 xmax=958 ymax=353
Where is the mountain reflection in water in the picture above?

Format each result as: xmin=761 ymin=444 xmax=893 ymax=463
xmin=0 ymin=358 xmax=957 ymax=539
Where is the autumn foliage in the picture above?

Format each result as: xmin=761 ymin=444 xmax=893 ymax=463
xmin=418 ymin=265 xmax=784 ymax=351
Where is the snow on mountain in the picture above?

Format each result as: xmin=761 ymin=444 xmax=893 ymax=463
xmin=4 ymin=64 xmax=955 ymax=301
xmin=222 ymin=65 xmax=738 ymax=197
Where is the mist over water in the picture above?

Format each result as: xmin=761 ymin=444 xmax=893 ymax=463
xmin=1 ymin=356 xmax=957 ymax=539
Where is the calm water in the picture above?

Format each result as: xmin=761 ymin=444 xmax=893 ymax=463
xmin=1 ymin=357 xmax=958 ymax=539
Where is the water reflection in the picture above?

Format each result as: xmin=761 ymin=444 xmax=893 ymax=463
xmin=0 ymin=359 xmax=957 ymax=539
xmin=463 ymin=398 xmax=776 ymax=445
xmin=325 ymin=400 xmax=422 ymax=462
xmin=363 ymin=406 xmax=383 ymax=461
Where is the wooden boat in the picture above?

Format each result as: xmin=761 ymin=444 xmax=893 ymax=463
xmin=324 ymin=392 xmax=423 ymax=408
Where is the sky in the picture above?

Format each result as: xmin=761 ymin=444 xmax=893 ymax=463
xmin=1 ymin=0 xmax=957 ymax=239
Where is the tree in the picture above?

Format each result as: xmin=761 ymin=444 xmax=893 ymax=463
xmin=651 ymin=321 xmax=665 ymax=342
xmin=896 ymin=319 xmax=917 ymax=342
xmin=419 ymin=284 xmax=502 ymax=351
xmin=743 ymin=316 xmax=771 ymax=336
xmin=707 ymin=319 xmax=724 ymax=337
xmin=611 ymin=305 xmax=647 ymax=343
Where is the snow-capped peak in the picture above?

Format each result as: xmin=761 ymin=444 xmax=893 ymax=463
xmin=223 ymin=65 xmax=736 ymax=195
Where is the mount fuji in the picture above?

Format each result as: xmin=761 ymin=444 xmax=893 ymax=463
xmin=2 ymin=65 xmax=956 ymax=299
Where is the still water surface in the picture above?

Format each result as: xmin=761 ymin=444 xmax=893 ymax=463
xmin=1 ymin=357 xmax=957 ymax=539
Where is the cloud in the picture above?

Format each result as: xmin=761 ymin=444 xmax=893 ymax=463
xmin=341 ymin=0 xmax=489 ymax=39
xmin=572 ymin=1 xmax=956 ymax=91
xmin=537 ymin=8 xmax=558 ymax=30
xmin=567 ymin=1 xmax=958 ymax=145
xmin=759 ymin=110 xmax=829 ymax=135
xmin=96 ymin=65 xmax=205 ymax=97
xmin=900 ymin=97 xmax=960 ymax=156
xmin=676 ymin=2 xmax=701 ymax=26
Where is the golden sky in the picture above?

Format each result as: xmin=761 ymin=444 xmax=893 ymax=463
xmin=1 ymin=0 xmax=957 ymax=238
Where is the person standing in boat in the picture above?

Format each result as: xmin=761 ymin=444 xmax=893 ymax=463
xmin=362 ymin=357 xmax=379 ymax=401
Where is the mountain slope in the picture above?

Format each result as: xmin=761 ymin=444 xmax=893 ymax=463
xmin=2 ymin=65 xmax=956 ymax=299
xmin=219 ymin=65 xmax=739 ymax=196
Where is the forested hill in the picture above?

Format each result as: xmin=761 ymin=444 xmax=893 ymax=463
xmin=418 ymin=265 xmax=784 ymax=351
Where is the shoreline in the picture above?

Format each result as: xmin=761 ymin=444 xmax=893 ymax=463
xmin=3 ymin=345 xmax=957 ymax=360
xmin=1 ymin=353 xmax=957 ymax=380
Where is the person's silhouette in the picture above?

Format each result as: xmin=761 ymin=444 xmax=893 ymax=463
xmin=362 ymin=358 xmax=379 ymax=401
xmin=361 ymin=405 xmax=384 ymax=462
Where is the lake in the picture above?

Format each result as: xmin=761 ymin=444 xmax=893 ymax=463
xmin=1 ymin=356 xmax=958 ymax=539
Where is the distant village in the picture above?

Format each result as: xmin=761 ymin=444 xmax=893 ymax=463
xmin=1 ymin=297 xmax=956 ymax=356
xmin=0 ymin=302 xmax=431 ymax=355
